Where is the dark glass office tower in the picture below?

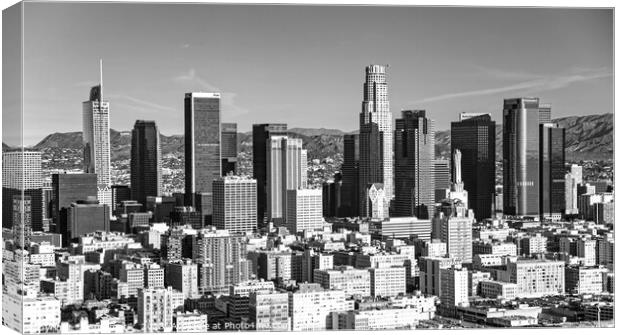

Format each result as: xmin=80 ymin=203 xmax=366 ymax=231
xmin=433 ymin=159 xmax=450 ymax=202
xmin=358 ymin=122 xmax=383 ymax=217
xmin=340 ymin=134 xmax=359 ymax=217
xmin=184 ymin=93 xmax=221 ymax=210
xmin=393 ymin=110 xmax=435 ymax=219
xmin=503 ymin=98 xmax=540 ymax=216
xmin=63 ymin=197 xmax=110 ymax=245
xmin=540 ymin=123 xmax=565 ymax=220
xmin=221 ymin=122 xmax=238 ymax=175
xmin=111 ymin=185 xmax=131 ymax=211
xmin=252 ymin=123 xmax=287 ymax=224
xmin=131 ymin=120 xmax=162 ymax=207
xmin=451 ymin=113 xmax=496 ymax=220
xmin=52 ymin=173 xmax=98 ymax=226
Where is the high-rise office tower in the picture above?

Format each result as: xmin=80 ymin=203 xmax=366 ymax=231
xmin=358 ymin=122 xmax=383 ymax=217
xmin=394 ymin=110 xmax=435 ymax=219
xmin=300 ymin=149 xmax=308 ymax=188
xmin=12 ymin=195 xmax=32 ymax=248
xmin=184 ymin=92 xmax=221 ymax=217
xmin=192 ymin=229 xmax=251 ymax=294
xmin=131 ymin=120 xmax=162 ymax=207
xmin=503 ymin=98 xmax=540 ymax=216
xmin=111 ymin=185 xmax=131 ymax=211
xmin=51 ymin=173 xmax=97 ymax=235
xmin=340 ymin=134 xmax=359 ymax=217
xmin=451 ymin=113 xmax=496 ymax=220
xmin=434 ymin=159 xmax=451 ymax=202
xmin=83 ymin=61 xmax=112 ymax=208
xmin=540 ymin=123 xmax=565 ymax=221
xmin=2 ymin=150 xmax=43 ymax=231
xmin=252 ymin=124 xmax=288 ymax=224
xmin=221 ymin=122 xmax=238 ymax=176
xmin=212 ymin=176 xmax=258 ymax=234
xmin=360 ymin=64 xmax=393 ymax=213
xmin=539 ymin=103 xmax=552 ymax=124
xmin=571 ymin=164 xmax=583 ymax=185
xmin=285 ymin=188 xmax=323 ymax=233
xmin=63 ymin=197 xmax=110 ymax=245
xmin=266 ymin=136 xmax=305 ymax=222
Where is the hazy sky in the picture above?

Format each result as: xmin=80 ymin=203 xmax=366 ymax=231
xmin=4 ymin=2 xmax=613 ymax=146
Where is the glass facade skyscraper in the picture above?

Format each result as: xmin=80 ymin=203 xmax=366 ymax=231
xmin=131 ymin=120 xmax=162 ymax=207
xmin=540 ymin=123 xmax=565 ymax=220
xmin=82 ymin=66 xmax=112 ymax=209
xmin=503 ymin=98 xmax=540 ymax=216
xmin=252 ymin=124 xmax=288 ymax=224
xmin=393 ymin=110 xmax=435 ymax=219
xmin=184 ymin=92 xmax=221 ymax=210
xmin=340 ymin=134 xmax=359 ymax=217
xmin=221 ymin=122 xmax=238 ymax=175
xmin=451 ymin=113 xmax=496 ymax=220
xmin=360 ymin=65 xmax=392 ymax=215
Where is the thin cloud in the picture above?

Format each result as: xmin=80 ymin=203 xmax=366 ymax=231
xmin=410 ymin=67 xmax=611 ymax=105
xmin=108 ymin=94 xmax=177 ymax=113
xmin=173 ymin=68 xmax=249 ymax=117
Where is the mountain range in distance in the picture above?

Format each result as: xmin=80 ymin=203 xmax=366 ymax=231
xmin=4 ymin=113 xmax=613 ymax=162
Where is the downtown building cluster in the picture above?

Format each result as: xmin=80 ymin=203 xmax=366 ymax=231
xmin=2 ymin=64 xmax=614 ymax=333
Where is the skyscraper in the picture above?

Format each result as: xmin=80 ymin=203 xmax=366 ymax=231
xmin=503 ymin=98 xmax=540 ymax=216
xmin=2 ymin=150 xmax=43 ymax=231
xmin=393 ymin=110 xmax=435 ymax=219
xmin=252 ymin=124 xmax=288 ymax=224
xmin=358 ymin=122 xmax=383 ymax=217
xmin=184 ymin=92 xmax=221 ymax=215
xmin=12 ymin=195 xmax=32 ymax=248
xmin=451 ymin=113 xmax=496 ymax=220
xmin=131 ymin=120 xmax=162 ymax=207
xmin=51 ymin=173 xmax=97 ymax=233
xmin=434 ymin=159 xmax=451 ymax=202
xmin=192 ymin=229 xmax=251 ymax=294
xmin=360 ymin=64 xmax=393 ymax=213
xmin=82 ymin=60 xmax=112 ymax=208
xmin=340 ymin=134 xmax=359 ymax=217
xmin=64 ymin=197 xmax=110 ymax=245
xmin=212 ymin=176 xmax=258 ymax=234
xmin=539 ymin=103 xmax=552 ymax=124
xmin=540 ymin=123 xmax=565 ymax=221
xmin=221 ymin=122 xmax=238 ymax=176
xmin=266 ymin=136 xmax=305 ymax=222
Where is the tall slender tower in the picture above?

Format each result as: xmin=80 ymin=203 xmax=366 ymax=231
xmin=221 ymin=122 xmax=238 ymax=175
xmin=340 ymin=134 xmax=359 ymax=217
xmin=503 ymin=98 xmax=540 ymax=216
xmin=360 ymin=65 xmax=393 ymax=215
xmin=539 ymin=123 xmax=565 ymax=221
xmin=252 ymin=124 xmax=288 ymax=224
xmin=393 ymin=110 xmax=435 ymax=219
xmin=451 ymin=113 xmax=496 ymax=220
xmin=83 ymin=60 xmax=112 ymax=208
xmin=266 ymin=136 xmax=305 ymax=222
xmin=184 ymin=92 xmax=221 ymax=210
xmin=131 ymin=120 xmax=162 ymax=206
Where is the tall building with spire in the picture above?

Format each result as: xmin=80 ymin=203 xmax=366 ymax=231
xmin=360 ymin=65 xmax=393 ymax=216
xmin=82 ymin=60 xmax=112 ymax=208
